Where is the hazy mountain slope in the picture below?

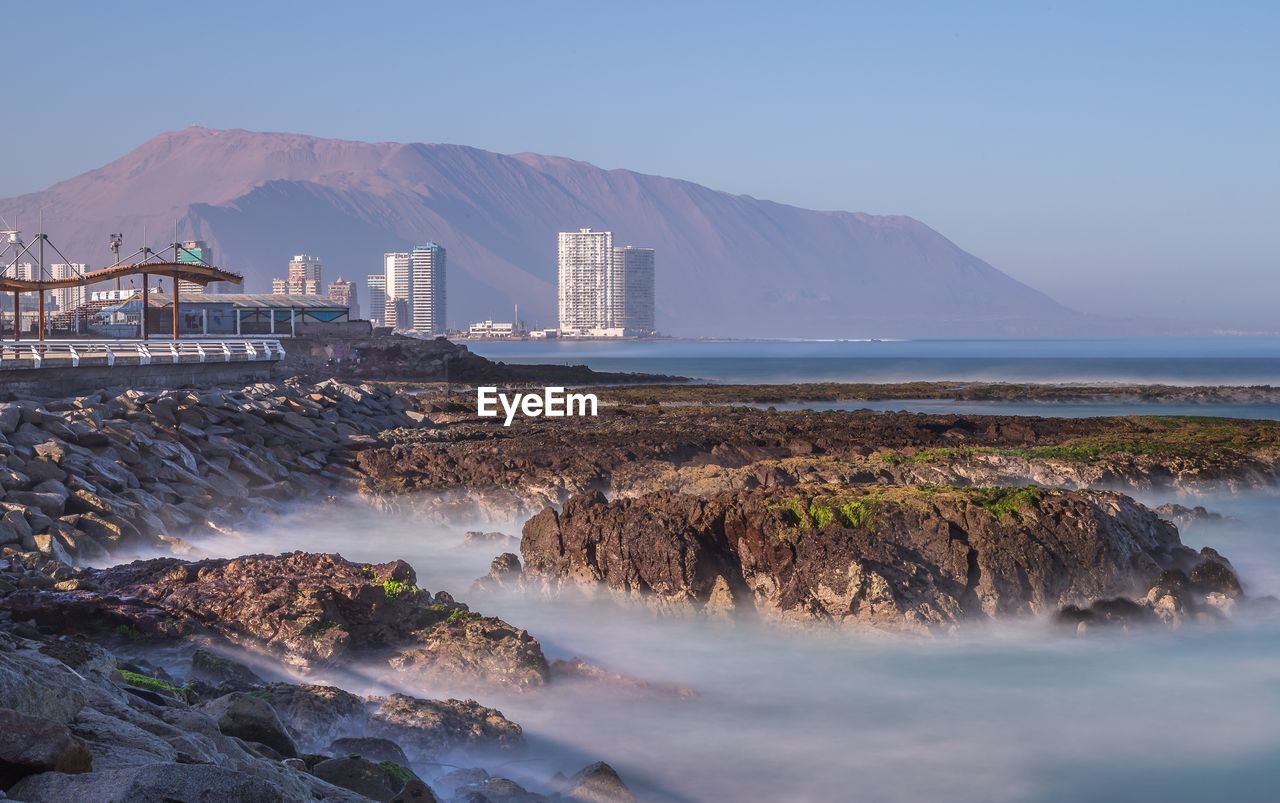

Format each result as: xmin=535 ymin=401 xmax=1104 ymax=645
xmin=0 ymin=126 xmax=1087 ymax=336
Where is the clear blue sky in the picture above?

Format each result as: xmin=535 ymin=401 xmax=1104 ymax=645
xmin=5 ymin=1 xmax=1278 ymax=325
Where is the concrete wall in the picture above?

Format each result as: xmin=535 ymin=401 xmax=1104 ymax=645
xmin=1 ymin=360 xmax=281 ymax=398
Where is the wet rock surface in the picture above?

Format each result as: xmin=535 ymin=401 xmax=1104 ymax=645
xmin=358 ymin=400 xmax=1280 ymax=521
xmin=520 ymin=485 xmax=1225 ymax=630
xmin=3 ymin=551 xmax=549 ymax=690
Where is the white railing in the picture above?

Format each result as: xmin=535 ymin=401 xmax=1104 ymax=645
xmin=0 ymin=339 xmax=286 ymax=372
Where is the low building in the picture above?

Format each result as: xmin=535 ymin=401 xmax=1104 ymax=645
xmin=466 ymin=320 xmax=525 ymax=338
xmin=98 ymin=292 xmax=356 ymax=337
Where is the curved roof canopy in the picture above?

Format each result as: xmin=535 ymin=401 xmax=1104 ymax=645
xmin=0 ymin=261 xmax=242 ymax=293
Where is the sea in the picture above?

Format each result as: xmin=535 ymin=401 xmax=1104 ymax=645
xmin=465 ymin=336 xmax=1280 ymax=386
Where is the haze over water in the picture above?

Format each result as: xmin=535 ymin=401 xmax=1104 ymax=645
xmin=191 ymin=438 xmax=1280 ymax=801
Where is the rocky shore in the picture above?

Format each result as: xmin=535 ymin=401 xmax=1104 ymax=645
xmin=3 ymin=376 xmax=1278 ymax=800
xmin=284 ymin=333 xmax=681 ymax=385
xmin=357 ymin=401 xmax=1280 ymax=522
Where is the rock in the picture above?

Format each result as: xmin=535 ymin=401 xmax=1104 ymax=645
xmin=0 ymin=404 xmax=20 ymax=436
xmin=7 ymin=763 xmax=286 ymax=802
xmin=326 ymin=736 xmax=408 ymax=765
xmin=365 ymin=694 xmax=524 ymax=758
xmin=565 ymin=762 xmax=636 ymax=803
xmin=263 ymin=683 xmax=365 ymax=752
xmin=197 ymin=692 xmax=298 ymax=758
xmin=463 ymin=531 xmax=520 ymax=548
xmin=1189 ymin=550 xmax=1243 ymax=597
xmin=472 ymin=553 xmax=523 ymax=592
xmin=24 ymin=552 xmax=549 ymax=689
xmin=312 ymin=756 xmax=432 ymax=802
xmin=454 ymin=776 xmax=549 ymax=802
xmin=0 ymin=707 xmax=92 ymax=788
xmin=190 ymin=648 xmax=265 ymax=693
xmin=521 ymin=485 xmax=1203 ymax=630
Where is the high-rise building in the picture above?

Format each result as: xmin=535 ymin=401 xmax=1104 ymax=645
xmin=50 ymin=263 xmax=88 ymax=312
xmin=410 ymin=243 xmax=446 ymax=335
xmin=384 ymin=296 xmax=409 ymax=329
xmin=270 ymin=254 xmax=324 ymax=296
xmin=328 ymin=278 xmax=359 ymax=319
xmin=366 ymin=274 xmax=386 ymax=327
xmin=612 ymin=246 xmax=656 ymax=333
xmin=383 ymin=251 xmax=412 ymax=329
xmin=288 ymin=254 xmax=323 ymax=287
xmin=558 ymin=228 xmax=613 ymax=332
xmin=4 ymin=262 xmax=35 ymax=281
xmin=175 ymin=240 xmax=216 ymax=295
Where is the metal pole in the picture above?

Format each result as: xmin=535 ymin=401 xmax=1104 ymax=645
xmin=269 ymin=309 xmax=275 ymax=335
xmin=172 ymin=276 xmax=180 ymax=340
xmin=235 ymin=308 xmax=241 ymax=336
xmin=290 ymin=307 xmax=295 ymax=337
xmin=141 ymin=273 xmax=148 ymax=339
xmin=12 ymin=290 xmax=18 ymax=341
xmin=37 ymin=235 xmax=44 ymax=341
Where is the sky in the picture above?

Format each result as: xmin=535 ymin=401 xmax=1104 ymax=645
xmin=3 ymin=1 xmax=1278 ymax=327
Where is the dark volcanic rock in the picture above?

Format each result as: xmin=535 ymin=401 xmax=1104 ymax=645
xmin=521 ymin=485 xmax=1206 ymax=631
xmin=0 ymin=707 xmax=93 ymax=788
xmin=198 ymin=692 xmax=298 ymax=758
xmin=8 ymin=763 xmax=287 ymax=803
xmin=3 ymin=552 xmax=549 ymax=690
xmin=266 ymin=683 xmax=523 ymax=762
xmin=565 ymin=761 xmax=636 ymax=803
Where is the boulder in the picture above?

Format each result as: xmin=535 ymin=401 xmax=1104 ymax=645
xmin=312 ymin=756 xmax=433 ymax=802
xmin=7 ymin=763 xmax=285 ymax=802
xmin=325 ymin=737 xmax=408 ymax=766
xmin=189 ymin=648 xmax=265 ymax=694
xmin=197 ymin=692 xmax=298 ymax=758
xmin=0 ymin=708 xmax=92 ymax=789
xmin=565 ymin=762 xmax=636 ymax=803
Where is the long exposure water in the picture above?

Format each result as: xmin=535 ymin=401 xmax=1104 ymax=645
xmin=184 ymin=405 xmax=1280 ymax=802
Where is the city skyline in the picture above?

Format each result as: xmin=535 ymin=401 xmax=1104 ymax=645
xmin=0 ymin=3 xmax=1275 ymax=328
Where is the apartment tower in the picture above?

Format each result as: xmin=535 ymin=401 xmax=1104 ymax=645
xmin=557 ymin=228 xmax=613 ymax=332
xmin=612 ymin=246 xmax=656 ymax=333
xmin=410 ymin=243 xmax=446 ymax=335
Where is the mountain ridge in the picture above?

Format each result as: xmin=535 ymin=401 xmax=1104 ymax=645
xmin=0 ymin=125 xmax=1133 ymax=337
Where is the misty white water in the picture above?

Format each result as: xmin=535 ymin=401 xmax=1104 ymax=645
xmin=185 ymin=486 xmax=1280 ymax=802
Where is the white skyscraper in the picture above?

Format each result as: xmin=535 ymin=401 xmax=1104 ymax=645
xmin=558 ymin=228 xmax=613 ymax=332
xmin=50 ymin=263 xmax=88 ymax=312
xmin=612 ymin=246 xmax=656 ymax=334
xmin=383 ymin=252 xmax=413 ymax=329
xmin=366 ymin=273 xmax=386 ymax=326
xmin=381 ymin=246 xmax=446 ymax=334
xmin=4 ymin=262 xmax=35 ymax=281
xmin=410 ymin=244 xmax=446 ymax=335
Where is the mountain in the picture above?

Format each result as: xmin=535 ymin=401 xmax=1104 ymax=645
xmin=0 ymin=126 xmax=1100 ymax=337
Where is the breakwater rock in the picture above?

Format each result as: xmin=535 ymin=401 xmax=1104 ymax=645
xmin=520 ymin=485 xmax=1243 ymax=632
xmin=0 ymin=379 xmax=423 ymax=566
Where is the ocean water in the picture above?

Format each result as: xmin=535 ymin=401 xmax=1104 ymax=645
xmin=195 ymin=483 xmax=1280 ymax=802
xmin=761 ymin=399 xmax=1280 ymax=420
xmin=466 ymin=337 xmax=1280 ymax=385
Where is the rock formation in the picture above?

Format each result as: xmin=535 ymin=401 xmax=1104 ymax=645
xmin=520 ymin=485 xmax=1239 ymax=631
